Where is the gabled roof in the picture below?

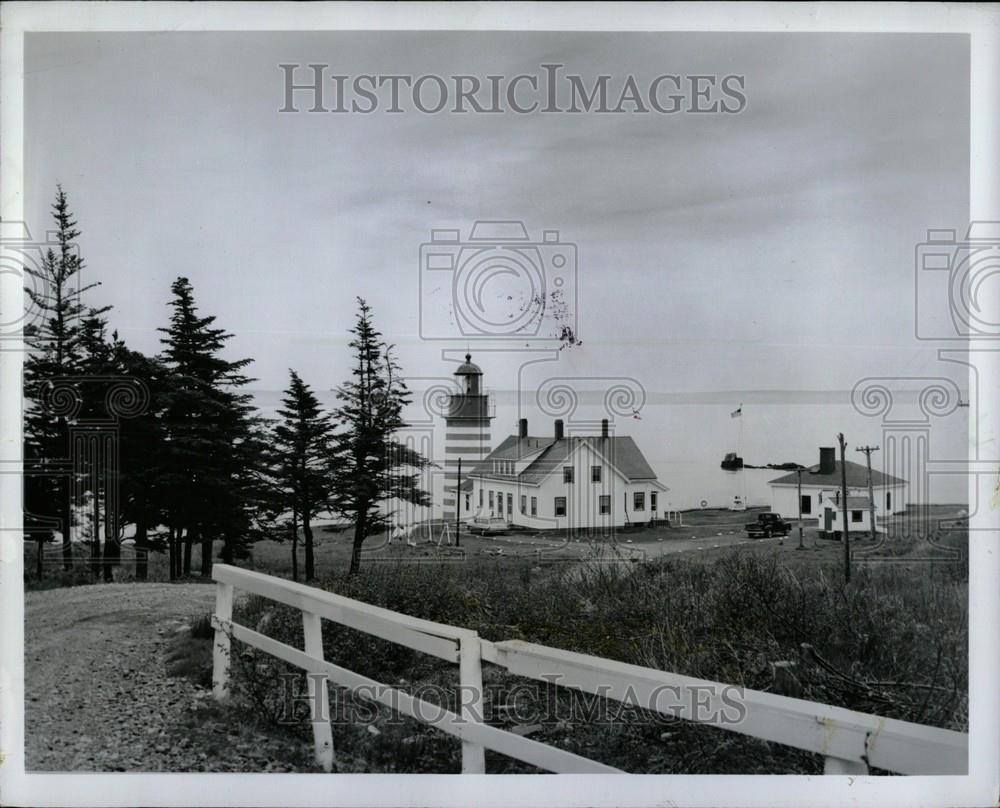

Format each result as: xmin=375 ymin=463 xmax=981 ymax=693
xmin=822 ymin=496 xmax=872 ymax=510
xmin=469 ymin=435 xmax=663 ymax=487
xmin=477 ymin=434 xmax=551 ymax=462
xmin=769 ymin=459 xmax=905 ymax=488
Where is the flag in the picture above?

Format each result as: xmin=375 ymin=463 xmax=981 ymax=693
xmin=731 ymin=405 xmax=742 ymax=418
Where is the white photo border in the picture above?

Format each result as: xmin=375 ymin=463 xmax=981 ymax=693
xmin=1 ymin=2 xmax=997 ymax=807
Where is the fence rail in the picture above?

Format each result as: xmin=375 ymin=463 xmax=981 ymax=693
xmin=210 ymin=564 xmax=967 ymax=775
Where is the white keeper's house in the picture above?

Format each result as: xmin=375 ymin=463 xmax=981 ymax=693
xmin=768 ymin=446 xmax=907 ymax=525
xmin=465 ymin=416 xmax=667 ymax=532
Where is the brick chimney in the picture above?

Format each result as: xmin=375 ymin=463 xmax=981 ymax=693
xmin=554 ymin=419 xmax=564 ymax=440
xmin=819 ymin=447 xmax=836 ymax=474
xmin=518 ymin=418 xmax=528 ymax=439
xmin=601 ymin=419 xmax=609 ymax=438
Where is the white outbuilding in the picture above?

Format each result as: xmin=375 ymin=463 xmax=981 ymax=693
xmin=466 ymin=417 xmax=667 ymax=532
xmin=817 ymin=493 xmax=875 ymax=536
xmin=768 ymin=447 xmax=906 ymax=523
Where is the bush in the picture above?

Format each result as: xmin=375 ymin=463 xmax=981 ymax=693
xmin=223 ymin=548 xmax=967 ymax=773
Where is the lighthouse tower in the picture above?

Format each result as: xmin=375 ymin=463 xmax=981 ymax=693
xmin=443 ymin=354 xmax=493 ymax=523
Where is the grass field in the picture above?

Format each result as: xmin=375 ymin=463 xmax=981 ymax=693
xmin=207 ymin=516 xmax=967 ymax=773
xmin=23 ymin=503 xmax=970 ymax=588
xmin=24 ymin=505 xmax=968 ymax=773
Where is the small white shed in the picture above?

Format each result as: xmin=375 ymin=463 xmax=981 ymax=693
xmin=818 ymin=493 xmax=875 ymax=536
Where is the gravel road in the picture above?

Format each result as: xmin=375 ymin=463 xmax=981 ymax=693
xmin=24 ymin=582 xmax=319 ymax=772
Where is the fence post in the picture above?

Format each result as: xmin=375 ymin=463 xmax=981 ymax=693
xmin=824 ymin=756 xmax=868 ymax=775
xmin=459 ymin=635 xmax=486 ymax=773
xmin=302 ymin=610 xmax=335 ymax=772
xmin=212 ymin=580 xmax=234 ymax=700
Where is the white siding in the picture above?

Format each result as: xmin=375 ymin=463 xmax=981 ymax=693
xmin=771 ymin=483 xmax=905 ymax=524
xmin=471 ymin=441 xmax=664 ymax=531
xmin=819 ymin=502 xmax=873 ymax=534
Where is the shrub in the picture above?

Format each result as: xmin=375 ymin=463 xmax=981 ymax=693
xmin=223 ymin=547 xmax=967 ymax=773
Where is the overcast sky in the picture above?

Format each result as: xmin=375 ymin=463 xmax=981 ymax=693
xmin=25 ymin=32 xmax=969 ymax=401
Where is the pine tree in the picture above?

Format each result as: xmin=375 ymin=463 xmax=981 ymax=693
xmin=78 ymin=309 xmax=115 ymax=579
xmin=330 ymin=299 xmax=430 ymax=575
xmin=262 ymin=370 xmax=336 ymax=581
xmin=23 ymin=187 xmax=108 ymax=571
xmin=158 ymin=277 xmax=255 ymax=578
xmin=108 ymin=338 xmax=170 ymax=581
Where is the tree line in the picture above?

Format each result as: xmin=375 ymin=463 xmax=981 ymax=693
xmin=23 ymin=188 xmax=429 ymax=582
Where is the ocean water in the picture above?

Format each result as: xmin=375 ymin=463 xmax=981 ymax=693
xmin=251 ymin=388 xmax=969 ymax=513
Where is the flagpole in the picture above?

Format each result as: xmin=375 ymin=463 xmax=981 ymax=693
xmin=739 ymin=404 xmax=747 ymax=506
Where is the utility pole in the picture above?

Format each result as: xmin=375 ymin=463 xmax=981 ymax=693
xmin=796 ymin=467 xmax=805 ymax=550
xmin=455 ymin=457 xmax=462 ymax=548
xmin=837 ymin=433 xmax=851 ymax=583
xmin=855 ymin=445 xmax=880 ymax=540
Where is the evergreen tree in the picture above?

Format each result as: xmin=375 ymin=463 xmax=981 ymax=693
xmin=261 ymin=370 xmax=336 ymax=581
xmin=23 ymin=187 xmax=107 ymax=571
xmin=77 ymin=308 xmax=116 ymax=579
xmin=158 ymin=277 xmax=255 ymax=578
xmin=108 ymin=338 xmax=170 ymax=581
xmin=330 ymin=299 xmax=430 ymax=575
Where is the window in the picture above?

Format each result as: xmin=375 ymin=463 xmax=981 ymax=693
xmin=851 ymin=510 xmax=863 ymax=523
xmin=591 ymin=465 xmax=602 ymax=483
xmin=651 ymin=491 xmax=658 ymax=513
xmin=497 ymin=493 xmax=503 ymax=515
xmin=507 ymin=493 xmax=513 ymax=515
xmin=800 ymin=494 xmax=812 ymax=515
xmin=520 ymin=494 xmax=526 ymax=514
xmin=886 ymin=491 xmax=891 ymax=511
xmin=633 ymin=492 xmax=645 ymax=511
xmin=531 ymin=497 xmax=537 ymax=516
xmin=465 ymin=493 xmax=470 ymax=511
xmin=599 ymin=495 xmax=611 ymax=515
xmin=563 ymin=466 xmax=574 ymax=484
xmin=554 ymin=497 xmax=567 ymax=517
xmin=488 ymin=491 xmax=494 ymax=510
xmin=479 ymin=489 xmax=483 ymax=507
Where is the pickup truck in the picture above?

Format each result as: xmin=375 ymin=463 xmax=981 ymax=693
xmin=745 ymin=513 xmax=792 ymax=538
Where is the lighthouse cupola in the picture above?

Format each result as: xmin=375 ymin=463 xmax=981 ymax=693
xmin=454 ymin=353 xmax=482 ymax=395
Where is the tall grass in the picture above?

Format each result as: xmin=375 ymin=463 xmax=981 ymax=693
xmin=224 ymin=545 xmax=967 ymax=773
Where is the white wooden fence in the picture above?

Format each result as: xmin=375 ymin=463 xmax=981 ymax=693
xmin=210 ymin=564 xmax=967 ymax=775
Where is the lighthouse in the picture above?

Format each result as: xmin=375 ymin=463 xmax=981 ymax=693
xmin=442 ymin=353 xmax=493 ymax=523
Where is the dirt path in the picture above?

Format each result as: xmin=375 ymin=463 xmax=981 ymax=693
xmin=25 ymin=581 xmax=321 ymax=772
xmin=25 ymin=582 xmax=216 ymax=771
